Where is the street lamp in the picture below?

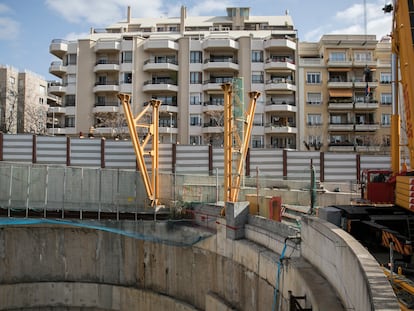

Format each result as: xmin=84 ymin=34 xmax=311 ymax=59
xmin=169 ymin=112 xmax=173 ymax=143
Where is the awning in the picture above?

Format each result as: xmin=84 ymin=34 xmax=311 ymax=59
xmin=328 ymin=68 xmax=350 ymax=72
xmin=329 ymin=89 xmax=353 ymax=97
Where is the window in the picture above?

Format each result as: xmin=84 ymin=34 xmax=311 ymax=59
xmin=307 ymin=92 xmax=322 ymax=105
xmin=307 ymin=114 xmax=322 ymax=125
xmin=354 ymin=52 xmax=372 ymax=62
xmin=252 ymin=71 xmax=264 ymax=83
xmin=383 ymin=135 xmax=391 ymax=146
xmin=67 ymin=74 xmax=76 ymax=85
xmin=9 ymin=76 xmax=15 ymax=85
xmin=190 ymin=93 xmax=201 ymax=105
xmin=381 ymin=93 xmax=392 ymax=105
xmin=39 ymin=85 xmax=46 ymax=96
xmin=329 ymin=52 xmax=346 ymax=62
xmin=331 ymin=115 xmax=343 ymax=124
xmin=97 ymin=96 xmax=106 ymax=106
xmin=251 ymin=50 xmax=263 ymax=62
xmin=306 ymin=72 xmax=321 ymax=84
xmin=252 ymin=135 xmax=264 ymax=148
xmin=382 ymin=114 xmax=391 ymax=126
xmin=253 ymin=113 xmax=263 ymax=126
xmin=122 ymin=51 xmax=132 ymax=63
xmin=190 ymin=135 xmax=202 ymax=145
xmin=65 ymin=116 xmax=75 ymax=127
xmin=190 ymin=114 xmax=201 ymax=126
xmin=123 ymin=72 xmax=132 ymax=84
xmin=190 ymin=51 xmax=202 ymax=63
xmin=307 ymin=135 xmax=321 ymax=146
xmin=380 ymin=72 xmax=392 ymax=83
xmin=64 ymin=95 xmax=76 ymax=107
xmin=65 ymin=54 xmax=77 ymax=65
xmin=190 ymin=72 xmax=202 ymax=84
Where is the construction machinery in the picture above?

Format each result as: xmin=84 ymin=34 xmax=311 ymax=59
xmin=329 ymin=3 xmax=414 ymax=308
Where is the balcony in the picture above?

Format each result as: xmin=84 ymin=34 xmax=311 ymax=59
xmin=327 ymin=79 xmax=353 ymax=88
xmin=142 ymin=79 xmax=178 ymax=93
xmin=355 ymin=123 xmax=380 ymax=131
xmin=327 ymin=59 xmax=353 ymax=67
xmin=48 ymin=82 xmax=67 ymax=96
xmin=264 ymin=38 xmax=296 ymax=51
xmin=202 ymin=38 xmax=239 ymax=50
xmin=264 ymin=123 xmax=297 ymax=134
xmin=353 ymin=80 xmax=378 ymax=89
xmin=49 ymin=61 xmax=67 ymax=78
xmin=264 ymin=101 xmax=297 ymax=113
xmin=159 ymin=104 xmax=178 ymax=114
xmin=264 ymin=57 xmax=296 ymax=71
xmin=94 ymin=39 xmax=120 ymax=52
xmin=354 ymin=100 xmax=379 ymax=109
xmin=328 ymin=123 xmax=354 ymax=131
xmin=328 ymin=91 xmax=353 ymax=109
xmin=143 ymin=40 xmax=179 ymax=51
xmin=93 ymin=81 xmax=120 ymax=93
xmin=353 ymin=59 xmax=377 ymax=68
xmin=202 ymin=124 xmax=224 ymax=134
xmin=49 ymin=39 xmax=68 ymax=58
xmin=93 ymin=102 xmax=120 ymax=113
xmin=202 ymin=102 xmax=224 ymax=113
xmin=203 ymin=78 xmax=233 ymax=93
xmin=94 ymin=61 xmax=120 ymax=72
xmin=264 ymin=78 xmax=296 ymax=92
xmin=143 ymin=59 xmax=179 ymax=72
xmin=48 ymin=106 xmax=66 ymax=114
xmin=203 ymin=58 xmax=239 ymax=72
xmin=159 ymin=126 xmax=178 ymax=135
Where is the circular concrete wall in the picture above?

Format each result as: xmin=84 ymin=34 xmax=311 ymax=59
xmin=0 ymin=223 xmax=273 ymax=310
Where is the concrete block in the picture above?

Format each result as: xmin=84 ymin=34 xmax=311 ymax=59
xmin=318 ymin=206 xmax=342 ymax=227
xmin=225 ymin=201 xmax=249 ymax=240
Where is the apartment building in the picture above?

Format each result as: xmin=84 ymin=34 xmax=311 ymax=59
xmin=298 ymin=35 xmax=392 ymax=153
xmin=48 ymin=6 xmax=298 ymax=148
xmin=0 ymin=65 xmax=48 ymax=134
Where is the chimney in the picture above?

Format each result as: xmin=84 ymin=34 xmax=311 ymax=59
xmin=180 ymin=6 xmax=186 ymax=34
xmin=127 ymin=6 xmax=131 ymax=23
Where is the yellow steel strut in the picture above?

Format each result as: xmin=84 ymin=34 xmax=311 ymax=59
xmin=222 ymin=83 xmax=261 ymax=207
xmin=117 ymin=93 xmax=161 ymax=207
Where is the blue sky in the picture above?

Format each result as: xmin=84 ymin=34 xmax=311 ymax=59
xmin=0 ymin=0 xmax=392 ymax=81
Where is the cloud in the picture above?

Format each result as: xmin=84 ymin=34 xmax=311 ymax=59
xmin=64 ymin=32 xmax=90 ymax=41
xmin=45 ymin=0 xmax=167 ymax=26
xmin=0 ymin=3 xmax=11 ymax=14
xmin=0 ymin=3 xmax=19 ymax=41
xmin=187 ymin=0 xmax=231 ymax=16
xmin=302 ymin=0 xmax=392 ymax=41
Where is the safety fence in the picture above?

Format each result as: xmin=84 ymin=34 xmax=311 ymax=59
xmin=0 ymin=133 xmax=391 ymax=183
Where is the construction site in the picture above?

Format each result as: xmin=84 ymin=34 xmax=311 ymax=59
xmin=0 ymin=79 xmax=404 ymax=311
xmin=3 ymin=0 xmax=414 ymax=309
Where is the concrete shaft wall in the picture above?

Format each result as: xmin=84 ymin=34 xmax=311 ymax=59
xmin=0 ymin=224 xmax=274 ymax=310
xmin=0 ymin=217 xmax=399 ymax=311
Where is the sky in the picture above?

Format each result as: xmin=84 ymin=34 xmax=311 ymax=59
xmin=0 ymin=0 xmax=393 ymax=81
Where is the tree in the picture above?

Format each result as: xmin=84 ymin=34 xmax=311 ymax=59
xmin=94 ymin=111 xmax=128 ymax=139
